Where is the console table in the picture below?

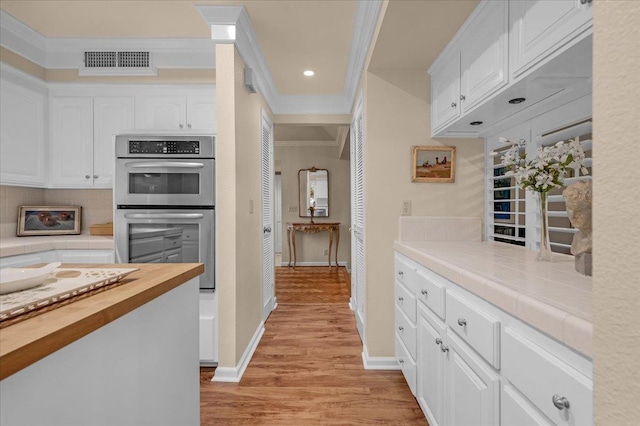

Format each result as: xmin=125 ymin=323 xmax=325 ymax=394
xmin=286 ymin=222 xmax=340 ymax=268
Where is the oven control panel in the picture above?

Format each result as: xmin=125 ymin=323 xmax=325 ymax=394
xmin=128 ymin=140 xmax=200 ymax=155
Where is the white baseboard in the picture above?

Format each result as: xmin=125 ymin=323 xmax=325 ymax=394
xmin=279 ymin=261 xmax=349 ymax=267
xmin=361 ymin=344 xmax=400 ymax=370
xmin=349 ymin=297 xmax=355 ymax=311
xmin=211 ymin=321 xmax=265 ymax=383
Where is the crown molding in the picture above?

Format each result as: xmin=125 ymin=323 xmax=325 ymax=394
xmin=343 ymin=0 xmax=384 ymax=109
xmin=0 ymin=10 xmax=47 ymax=65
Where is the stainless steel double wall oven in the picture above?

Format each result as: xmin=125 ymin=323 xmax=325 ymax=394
xmin=115 ymin=134 xmax=215 ymax=290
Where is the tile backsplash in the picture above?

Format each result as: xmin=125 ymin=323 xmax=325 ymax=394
xmin=0 ymin=185 xmax=113 ymax=238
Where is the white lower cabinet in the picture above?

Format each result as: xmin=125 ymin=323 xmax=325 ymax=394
xmin=395 ymin=252 xmax=593 ymax=426
xmin=1 ymin=250 xmax=114 ymax=268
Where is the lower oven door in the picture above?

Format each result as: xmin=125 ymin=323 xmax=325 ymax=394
xmin=115 ymin=209 xmax=214 ymax=290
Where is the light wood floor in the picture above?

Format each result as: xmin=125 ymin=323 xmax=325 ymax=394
xmin=200 ymin=266 xmax=427 ymax=425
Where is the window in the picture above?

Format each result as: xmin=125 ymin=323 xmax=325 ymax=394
xmin=485 ymin=97 xmax=593 ymax=255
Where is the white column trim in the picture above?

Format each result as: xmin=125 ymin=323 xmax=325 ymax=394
xmin=211 ymin=321 xmax=265 ymax=383
xmin=361 ymin=344 xmax=401 ymax=370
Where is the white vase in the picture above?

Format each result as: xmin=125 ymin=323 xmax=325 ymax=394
xmin=537 ymin=191 xmax=553 ymax=261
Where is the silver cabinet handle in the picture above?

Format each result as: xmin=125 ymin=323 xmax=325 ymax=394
xmin=398 ymin=271 xmax=404 ymax=276
xmin=85 ymin=175 xmax=91 ymax=179
xmin=398 ymin=326 xmax=404 ymax=331
xmin=125 ymin=161 xmax=205 ymax=169
xmin=552 ymin=395 xmax=570 ymax=410
xmin=441 ymin=345 xmax=449 ymax=353
xmin=398 ymin=359 xmax=405 ymax=364
xmin=398 ymin=296 xmax=404 ymax=302
xmin=435 ymin=338 xmax=442 ymax=345
xmin=263 ymin=227 xmax=272 ymax=233
xmin=451 ymin=102 xmax=457 ymax=108
xmin=179 ymin=124 xmax=184 ymax=129
xmin=421 ymin=289 xmax=428 ymax=295
xmin=460 ymin=95 xmax=466 ymax=101
xmin=187 ymin=124 xmax=192 ymax=129
xmin=93 ymin=175 xmax=98 ymax=179
xmin=458 ymin=318 xmax=467 ymax=326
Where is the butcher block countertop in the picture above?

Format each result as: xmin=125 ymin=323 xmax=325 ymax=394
xmin=0 ymin=263 xmax=204 ymax=380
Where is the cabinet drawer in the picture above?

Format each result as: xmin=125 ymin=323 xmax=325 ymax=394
xmin=446 ymin=291 xmax=500 ymax=368
xmin=415 ymin=268 xmax=446 ymax=319
xmin=395 ymin=334 xmax=417 ymax=397
xmin=395 ymin=280 xmax=416 ymax=323
xmin=394 ymin=256 xmax=415 ymax=293
xmin=502 ymin=328 xmax=592 ymax=426
xmin=130 ymin=236 xmax=163 ymax=258
xmin=395 ymin=306 xmax=417 ymax=360
xmin=130 ymin=252 xmax=164 ymax=263
xmin=502 ymin=383 xmax=553 ymax=426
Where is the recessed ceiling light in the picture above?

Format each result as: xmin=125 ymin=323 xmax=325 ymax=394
xmin=303 ymin=70 xmax=315 ymax=77
xmin=508 ymin=97 xmax=526 ymax=104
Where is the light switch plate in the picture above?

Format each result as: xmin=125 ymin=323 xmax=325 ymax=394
xmin=288 ymin=206 xmax=297 ymax=213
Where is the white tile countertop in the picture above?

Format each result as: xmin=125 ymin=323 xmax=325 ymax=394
xmin=0 ymin=235 xmax=114 ymax=258
xmin=394 ymin=240 xmax=593 ymax=357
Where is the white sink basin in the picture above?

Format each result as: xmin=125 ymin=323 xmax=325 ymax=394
xmin=0 ymin=262 xmax=61 ymax=295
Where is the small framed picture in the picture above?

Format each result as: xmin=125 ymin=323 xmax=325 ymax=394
xmin=17 ymin=206 xmax=82 ymax=236
xmin=412 ymin=146 xmax=456 ymax=183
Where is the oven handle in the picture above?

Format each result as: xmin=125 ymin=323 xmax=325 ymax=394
xmin=124 ymin=162 xmax=206 ymax=169
xmin=124 ymin=213 xmax=205 ymax=219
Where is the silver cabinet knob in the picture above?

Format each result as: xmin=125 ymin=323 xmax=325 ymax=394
xmin=552 ymin=395 xmax=570 ymax=410
xmin=93 ymin=175 xmax=98 ymax=179
xmin=398 ymin=326 xmax=404 ymax=331
xmin=435 ymin=338 xmax=442 ymax=345
xmin=179 ymin=124 xmax=184 ymax=129
xmin=398 ymin=271 xmax=404 ymax=276
xmin=451 ymin=102 xmax=457 ymax=108
xmin=458 ymin=318 xmax=467 ymax=326
xmin=187 ymin=124 xmax=192 ymax=129
xmin=85 ymin=175 xmax=91 ymax=179
xmin=441 ymin=345 xmax=449 ymax=353
xmin=399 ymin=359 xmax=405 ymax=364
xmin=421 ymin=289 xmax=428 ymax=295
xmin=460 ymin=95 xmax=466 ymax=101
xmin=398 ymin=296 xmax=404 ymax=302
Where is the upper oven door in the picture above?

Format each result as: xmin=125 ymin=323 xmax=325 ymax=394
xmin=115 ymin=158 xmax=215 ymax=207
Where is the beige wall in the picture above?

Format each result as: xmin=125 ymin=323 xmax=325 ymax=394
xmin=215 ymin=44 xmax=272 ymax=368
xmin=593 ymin=2 xmax=640 ymax=424
xmin=275 ymin=145 xmax=351 ymax=265
xmin=363 ymin=70 xmax=484 ymax=357
xmin=0 ymin=185 xmax=112 ymax=238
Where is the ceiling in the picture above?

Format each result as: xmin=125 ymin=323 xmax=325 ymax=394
xmin=0 ymin=0 xmax=478 ymax=145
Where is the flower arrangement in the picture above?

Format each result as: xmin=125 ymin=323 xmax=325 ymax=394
xmin=495 ymin=136 xmax=589 ymax=261
xmin=498 ymin=137 xmax=589 ymax=194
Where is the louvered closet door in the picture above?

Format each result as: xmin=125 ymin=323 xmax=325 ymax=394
xmin=261 ymin=110 xmax=275 ymax=321
xmin=351 ymin=95 xmax=365 ymax=340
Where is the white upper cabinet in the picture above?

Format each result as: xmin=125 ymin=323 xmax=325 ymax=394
xmin=50 ymin=96 xmax=134 ymax=188
xmin=429 ymin=0 xmax=508 ymax=135
xmin=50 ymin=97 xmax=94 ymax=187
xmin=0 ymin=77 xmax=46 ymax=187
xmin=459 ymin=0 xmax=509 ymax=113
xmin=510 ymin=0 xmax=593 ymax=82
xmin=136 ymin=89 xmax=216 ymax=131
xmin=93 ymin=97 xmax=135 ymax=188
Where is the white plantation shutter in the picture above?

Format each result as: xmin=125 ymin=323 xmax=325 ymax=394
xmin=538 ymin=119 xmax=593 ymax=254
xmin=351 ymin=94 xmax=365 ymax=340
xmin=261 ymin=110 xmax=275 ymax=321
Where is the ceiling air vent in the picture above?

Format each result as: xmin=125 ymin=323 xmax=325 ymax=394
xmin=80 ymin=51 xmax=157 ymax=76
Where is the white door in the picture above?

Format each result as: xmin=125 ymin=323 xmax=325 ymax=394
xmin=93 ymin=97 xmax=134 ymax=188
xmin=431 ymin=50 xmax=461 ymax=131
xmin=417 ymin=308 xmax=446 ymax=426
xmin=445 ymin=331 xmax=500 ymax=426
xmin=274 ymin=174 xmax=282 ymax=254
xmin=50 ymin=97 xmax=94 ymax=187
xmin=351 ymin=94 xmax=365 ymax=340
xmin=186 ymin=95 xmax=216 ymax=131
xmin=136 ymin=95 xmax=186 ymax=130
xmin=261 ymin=110 xmax=275 ymax=321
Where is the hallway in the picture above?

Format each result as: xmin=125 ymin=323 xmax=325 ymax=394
xmin=200 ymin=267 xmax=426 ymax=425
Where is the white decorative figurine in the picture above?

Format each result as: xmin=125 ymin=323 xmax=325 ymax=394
xmin=563 ymin=180 xmax=593 ymax=275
